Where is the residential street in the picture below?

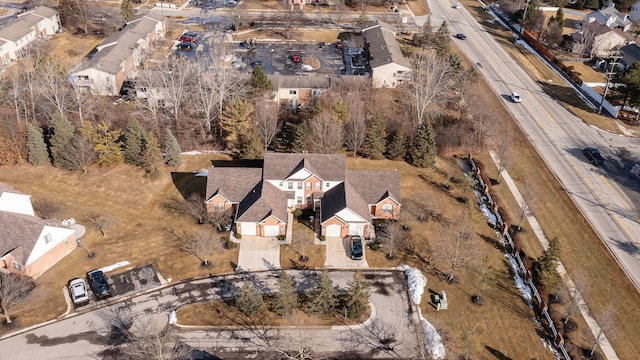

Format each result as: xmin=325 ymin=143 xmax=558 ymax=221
xmin=0 ymin=270 xmax=420 ymax=359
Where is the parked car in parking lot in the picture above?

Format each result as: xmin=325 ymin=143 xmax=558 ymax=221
xmin=87 ymin=270 xmax=111 ymax=299
xmin=177 ymin=42 xmax=194 ymax=51
xmin=351 ymin=236 xmax=363 ymax=260
xmin=582 ymin=147 xmax=605 ymax=165
xmin=184 ymin=31 xmax=199 ymax=38
xmin=68 ymin=278 xmax=90 ymax=305
xmin=291 ymin=54 xmax=302 ymax=63
xmin=250 ymin=60 xmax=263 ymax=67
xmin=179 ymin=35 xmax=197 ymax=43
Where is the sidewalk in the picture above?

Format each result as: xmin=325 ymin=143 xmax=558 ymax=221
xmin=489 ymin=150 xmax=619 ymax=360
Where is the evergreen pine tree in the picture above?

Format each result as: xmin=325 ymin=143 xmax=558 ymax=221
xmin=421 ymin=16 xmax=434 ymax=47
xmin=57 ymin=132 xmax=97 ymax=174
xmin=343 ymin=270 xmax=371 ymax=319
xmin=83 ymin=121 xmax=124 ymax=167
xmin=434 ymin=21 xmax=450 ymax=57
xmin=121 ymin=0 xmax=134 ymax=21
xmin=535 ymin=237 xmax=561 ymax=284
xmin=234 ymin=127 xmax=264 ymax=160
xmin=163 ymin=128 xmax=182 ymax=166
xmin=270 ymin=272 xmax=298 ymax=316
xmin=386 ymin=128 xmax=407 ymax=161
xmin=49 ymin=115 xmax=76 ymax=168
xmin=236 ymin=282 xmax=264 ymax=315
xmin=410 ymin=119 xmax=437 ymax=168
xmin=140 ymin=132 xmax=163 ymax=178
xmin=250 ymin=65 xmax=272 ymax=92
xmin=124 ymin=118 xmax=146 ymax=166
xmin=306 ymin=269 xmax=338 ymax=316
xmin=276 ymin=120 xmax=310 ymax=153
xmin=220 ymin=99 xmax=254 ymax=150
xmin=27 ymin=123 xmax=49 ymax=166
xmin=360 ymin=115 xmax=387 ymax=159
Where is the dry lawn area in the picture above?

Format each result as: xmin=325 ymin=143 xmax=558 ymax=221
xmin=407 ymin=0 xmax=430 ymax=16
xmin=44 ymin=32 xmax=103 ymax=65
xmin=566 ymin=61 xmax=607 ymax=83
xmin=234 ymin=28 xmax=341 ymax=42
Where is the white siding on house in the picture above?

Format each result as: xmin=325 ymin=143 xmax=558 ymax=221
xmin=335 ymin=209 xmax=368 ymax=222
xmin=372 ymin=63 xmax=411 ymax=88
xmin=287 ymin=168 xmax=312 ymax=180
xmin=0 ymin=192 xmax=34 ymax=216
xmin=26 ymin=226 xmax=75 ymax=265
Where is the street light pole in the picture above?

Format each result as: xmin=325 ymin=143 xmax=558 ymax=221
xmin=520 ymin=0 xmax=531 ymax=36
xmin=598 ymin=53 xmax=620 ymax=115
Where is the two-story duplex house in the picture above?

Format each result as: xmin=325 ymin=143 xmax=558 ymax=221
xmin=268 ymin=75 xmax=332 ymax=110
xmin=584 ymin=3 xmax=632 ymax=32
xmin=0 ymin=184 xmax=77 ymax=279
xmin=68 ymin=13 xmax=166 ymax=96
xmin=205 ymin=153 xmax=401 ymax=239
xmin=0 ymin=6 xmax=60 ymax=65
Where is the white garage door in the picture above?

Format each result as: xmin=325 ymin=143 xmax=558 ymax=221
xmin=325 ymin=224 xmax=341 ymax=237
xmin=264 ymin=225 xmax=280 ymax=237
xmin=240 ymin=223 xmax=256 ymax=236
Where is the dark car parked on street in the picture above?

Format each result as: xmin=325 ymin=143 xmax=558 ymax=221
xmin=351 ymin=236 xmax=363 ymax=260
xmin=582 ymin=147 xmax=604 ymax=165
xmin=87 ymin=270 xmax=111 ymax=299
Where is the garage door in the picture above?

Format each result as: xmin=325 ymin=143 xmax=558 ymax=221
xmin=264 ymin=225 xmax=280 ymax=237
xmin=240 ymin=223 xmax=256 ymax=236
xmin=325 ymin=224 xmax=341 ymax=237
xmin=349 ymin=223 xmax=365 ymax=236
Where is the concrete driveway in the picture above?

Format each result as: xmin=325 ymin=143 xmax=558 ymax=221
xmin=324 ymin=237 xmax=369 ymax=268
xmin=236 ymin=236 xmax=281 ymax=271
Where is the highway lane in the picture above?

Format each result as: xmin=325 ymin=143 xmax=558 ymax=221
xmin=428 ymin=0 xmax=640 ymax=290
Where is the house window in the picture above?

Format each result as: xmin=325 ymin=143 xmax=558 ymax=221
xmin=382 ymin=204 xmax=393 ymax=213
xmin=297 ymin=181 xmax=302 ymax=189
xmin=288 ymin=182 xmax=293 ymax=190
xmin=44 ymin=233 xmax=52 ymax=244
xmin=325 ymin=182 xmax=330 ymax=188
xmin=279 ymin=181 xmax=284 ymax=187
xmin=306 ymin=195 xmax=312 ymax=204
xmin=316 ymin=182 xmax=321 ymax=190
xmin=78 ymin=75 xmax=89 ymax=81
xmin=214 ymin=203 xmax=225 ymax=211
xmin=296 ymin=196 xmax=302 ymax=204
xmin=289 ymin=90 xmax=297 ymax=95
xmin=306 ymin=182 xmax=311 ymax=190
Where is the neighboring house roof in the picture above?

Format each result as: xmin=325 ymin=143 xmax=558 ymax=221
xmin=236 ymin=181 xmax=288 ymax=222
xmin=205 ymin=167 xmax=262 ymax=202
xmin=361 ymin=20 xmax=411 ymax=69
xmin=0 ymin=6 xmax=57 ymax=42
xmin=621 ymin=43 xmax=640 ymax=62
xmin=263 ymin=153 xmax=345 ymax=182
xmin=587 ymin=4 xmax=632 ymax=28
xmin=345 ymin=170 xmax=401 ymax=205
xmin=320 ymin=181 xmax=371 ymax=222
xmin=0 ymin=211 xmax=49 ymax=258
xmin=77 ymin=13 xmax=165 ymax=75
xmin=268 ymin=75 xmax=332 ymax=90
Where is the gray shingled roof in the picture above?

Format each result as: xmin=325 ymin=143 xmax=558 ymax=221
xmin=622 ymin=43 xmax=640 ymax=62
xmin=205 ymin=167 xmax=262 ymax=202
xmin=362 ymin=20 xmax=410 ymax=69
xmin=345 ymin=170 xmax=401 ymax=204
xmin=0 ymin=6 xmax=57 ymax=42
xmin=0 ymin=211 xmax=44 ymax=258
xmin=263 ymin=153 xmax=345 ymax=182
xmin=268 ymin=75 xmax=332 ymax=90
xmin=236 ymin=181 xmax=288 ymax=222
xmin=78 ymin=13 xmax=165 ymax=75
xmin=320 ymin=181 xmax=371 ymax=223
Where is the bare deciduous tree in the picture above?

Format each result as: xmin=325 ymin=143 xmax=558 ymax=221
xmin=208 ymin=209 xmax=233 ymax=233
xmin=493 ymin=126 xmax=515 ymax=184
xmin=156 ymin=60 xmax=194 ymax=128
xmin=403 ymin=50 xmax=452 ymax=128
xmin=60 ymin=0 xmax=90 ymax=34
xmin=377 ymin=220 xmax=405 ymax=258
xmin=590 ymin=304 xmax=617 ymax=356
xmin=69 ymin=82 xmax=98 ymax=124
xmin=473 ymin=255 xmax=493 ymax=304
xmin=517 ymin=182 xmax=539 ymax=231
xmin=563 ymin=269 xmax=590 ymax=325
xmin=168 ymin=229 xmax=224 ymax=266
xmin=338 ymin=77 xmax=370 ymax=156
xmin=309 ymin=107 xmax=344 ymax=153
xmin=84 ymin=212 xmax=115 ymax=236
xmin=33 ymin=199 xmax=61 ymax=219
xmin=254 ymin=100 xmax=280 ymax=150
xmin=0 ymin=273 xmax=31 ymax=324
xmin=436 ymin=217 xmax=477 ymax=283
xmin=38 ymin=58 xmax=70 ymax=119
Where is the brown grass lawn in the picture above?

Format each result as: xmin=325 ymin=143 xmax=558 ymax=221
xmin=234 ymin=28 xmax=342 ymax=43
xmin=44 ymin=32 xmax=103 ymax=65
xmin=567 ymin=61 xmax=607 ymax=83
xmin=407 ymin=0 xmax=430 ymax=17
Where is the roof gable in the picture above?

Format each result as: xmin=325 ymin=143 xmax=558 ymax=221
xmin=263 ymin=153 xmax=345 ymax=182
xmin=345 ymin=169 xmax=401 ymax=204
xmin=320 ymin=182 xmax=371 ymax=222
xmin=236 ymin=181 xmax=288 ymax=222
xmin=205 ymin=167 xmax=263 ymax=202
xmin=0 ymin=211 xmax=45 ymax=258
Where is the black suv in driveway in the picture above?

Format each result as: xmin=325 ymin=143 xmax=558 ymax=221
xmin=87 ymin=270 xmax=111 ymax=299
xmin=351 ymin=236 xmax=363 ymax=260
xmin=582 ymin=147 xmax=604 ymax=165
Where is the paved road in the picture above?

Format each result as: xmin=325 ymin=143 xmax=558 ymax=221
xmin=0 ymin=270 xmax=419 ymax=359
xmin=427 ymin=0 xmax=640 ymax=290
